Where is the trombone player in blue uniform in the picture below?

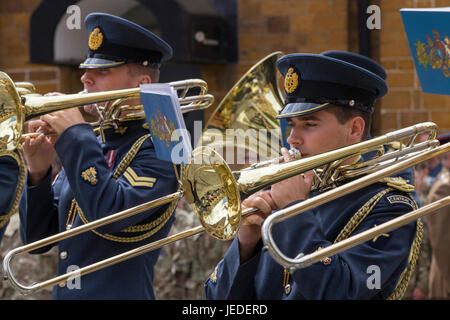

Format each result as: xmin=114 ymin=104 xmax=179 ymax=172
xmin=205 ymin=51 xmax=422 ymax=299
xmin=20 ymin=13 xmax=178 ymax=299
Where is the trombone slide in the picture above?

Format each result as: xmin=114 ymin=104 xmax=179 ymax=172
xmin=261 ymin=142 xmax=450 ymax=272
xmin=291 ymin=196 xmax=449 ymax=270
xmin=3 ymin=191 xmax=183 ymax=294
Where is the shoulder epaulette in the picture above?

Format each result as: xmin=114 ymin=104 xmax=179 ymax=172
xmin=379 ymin=177 xmax=415 ymax=192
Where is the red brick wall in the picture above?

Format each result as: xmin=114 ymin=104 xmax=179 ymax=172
xmin=0 ymin=0 xmax=62 ymax=93
xmin=204 ymin=0 xmax=350 ymax=122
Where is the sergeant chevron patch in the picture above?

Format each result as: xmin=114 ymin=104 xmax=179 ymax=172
xmin=370 ymin=222 xmax=391 ymax=249
xmin=123 ymin=167 xmax=156 ymax=188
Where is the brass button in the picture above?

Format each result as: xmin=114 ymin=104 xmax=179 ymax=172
xmin=284 ymin=284 xmax=291 ymax=295
xmin=60 ymin=251 xmax=68 ymax=260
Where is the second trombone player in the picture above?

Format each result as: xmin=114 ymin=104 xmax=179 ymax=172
xmin=205 ymin=50 xmax=422 ymax=300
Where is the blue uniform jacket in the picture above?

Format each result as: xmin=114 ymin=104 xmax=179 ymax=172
xmin=20 ymin=120 xmax=178 ymax=299
xmin=204 ymin=167 xmax=419 ymax=300
xmin=0 ymin=153 xmax=21 ymax=244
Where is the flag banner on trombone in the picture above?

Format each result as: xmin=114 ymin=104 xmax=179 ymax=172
xmin=141 ymin=84 xmax=193 ymax=164
xmin=401 ymin=7 xmax=450 ymax=95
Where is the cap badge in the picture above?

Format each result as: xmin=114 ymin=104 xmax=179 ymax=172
xmin=284 ymin=67 xmax=299 ymax=93
xmin=88 ymin=27 xmax=104 ymax=51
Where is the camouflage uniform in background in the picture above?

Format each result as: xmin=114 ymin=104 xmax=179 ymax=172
xmin=153 ymin=198 xmax=231 ymax=299
xmin=425 ymin=166 xmax=450 ymax=299
xmin=403 ymin=165 xmax=432 ymax=299
xmin=403 ymin=221 xmax=431 ymax=299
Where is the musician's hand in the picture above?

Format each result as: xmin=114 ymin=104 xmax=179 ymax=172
xmin=238 ymin=190 xmax=277 ymax=263
xmin=413 ymin=287 xmax=426 ymax=300
xmin=269 ymin=147 xmax=314 ymax=209
xmin=414 ymin=166 xmax=428 ymax=197
xmin=22 ymin=119 xmax=58 ymax=185
xmin=40 ymin=107 xmax=85 ymax=135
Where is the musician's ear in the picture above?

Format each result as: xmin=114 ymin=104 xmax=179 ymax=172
xmin=347 ymin=116 xmax=365 ymax=143
xmin=139 ymin=74 xmax=151 ymax=85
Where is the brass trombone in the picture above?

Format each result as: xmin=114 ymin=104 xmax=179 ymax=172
xmin=182 ymin=122 xmax=441 ymax=239
xmin=3 ymin=122 xmax=447 ymax=294
xmin=14 ymin=82 xmax=36 ymax=96
xmin=261 ymin=142 xmax=450 ymax=272
xmin=263 ymin=194 xmax=449 ymax=272
xmin=0 ymin=70 xmax=213 ymax=237
xmin=0 ymin=71 xmax=214 ymax=149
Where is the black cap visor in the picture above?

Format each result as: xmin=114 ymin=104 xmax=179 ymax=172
xmin=79 ymin=57 xmax=125 ymax=69
xmin=277 ymin=102 xmax=330 ymax=119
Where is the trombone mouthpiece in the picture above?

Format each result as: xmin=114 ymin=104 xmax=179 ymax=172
xmin=21 ymin=131 xmax=57 ymax=139
xmin=247 ymin=147 xmax=302 ymax=170
xmin=287 ymin=147 xmax=302 ymax=161
xmin=79 ymin=90 xmax=104 ymax=121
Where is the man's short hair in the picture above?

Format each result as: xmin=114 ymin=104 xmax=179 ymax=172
xmin=325 ymin=105 xmax=372 ymax=141
xmin=127 ymin=63 xmax=160 ymax=83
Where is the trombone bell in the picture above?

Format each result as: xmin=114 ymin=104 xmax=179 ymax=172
xmin=182 ymin=147 xmax=241 ymax=240
xmin=0 ymin=72 xmax=24 ymax=151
